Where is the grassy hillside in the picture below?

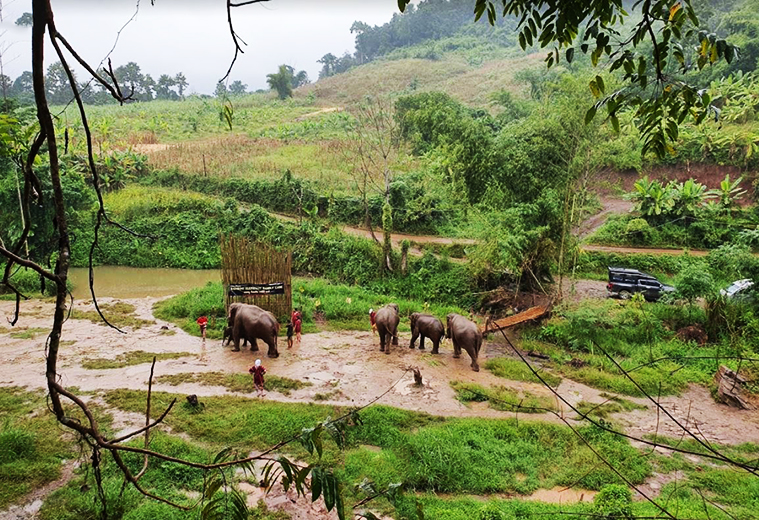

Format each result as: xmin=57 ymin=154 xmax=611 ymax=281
xmin=300 ymin=49 xmax=542 ymax=108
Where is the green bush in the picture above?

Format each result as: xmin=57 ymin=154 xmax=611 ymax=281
xmin=593 ymin=484 xmax=633 ymax=519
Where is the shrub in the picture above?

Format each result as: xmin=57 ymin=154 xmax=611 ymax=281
xmin=593 ymin=484 xmax=633 ymax=519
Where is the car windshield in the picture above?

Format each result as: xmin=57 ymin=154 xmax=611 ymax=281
xmin=731 ymin=281 xmax=752 ymax=293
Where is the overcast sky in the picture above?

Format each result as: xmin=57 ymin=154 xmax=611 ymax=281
xmin=0 ymin=0 xmax=401 ymax=94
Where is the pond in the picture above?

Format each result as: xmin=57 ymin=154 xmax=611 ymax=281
xmin=69 ymin=266 xmax=220 ymax=300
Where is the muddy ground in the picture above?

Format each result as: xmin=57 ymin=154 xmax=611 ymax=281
xmin=2 ymin=293 xmax=759 ymax=519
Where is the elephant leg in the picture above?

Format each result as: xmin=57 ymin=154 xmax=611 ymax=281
xmin=391 ymin=332 xmax=398 ymax=346
xmin=468 ymin=349 xmax=480 ymax=372
xmin=419 ymin=335 xmax=425 ymax=350
xmin=266 ymin=338 xmax=279 ymax=358
xmin=379 ymin=331 xmax=385 ymax=352
xmin=250 ymin=338 xmax=259 ymax=352
xmin=232 ymin=327 xmax=241 ymax=352
xmin=431 ymin=337 xmax=440 ymax=355
xmin=452 ymin=339 xmax=461 ymax=358
xmin=410 ymin=329 xmax=419 ymax=349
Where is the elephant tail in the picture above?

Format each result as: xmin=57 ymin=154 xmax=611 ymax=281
xmin=475 ymin=333 xmax=483 ymax=358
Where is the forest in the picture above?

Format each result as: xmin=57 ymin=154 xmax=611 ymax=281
xmin=2 ymin=0 xmax=759 ymax=519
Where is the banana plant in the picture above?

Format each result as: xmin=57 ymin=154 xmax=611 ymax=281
xmin=628 ymin=176 xmax=674 ymax=218
xmin=711 ymin=174 xmax=747 ymax=215
xmin=670 ymin=178 xmax=713 ymax=220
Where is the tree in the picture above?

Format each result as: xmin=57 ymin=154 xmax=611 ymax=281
xmin=15 ymin=12 xmax=33 ymax=26
xmin=293 ymin=69 xmax=309 ymax=88
xmin=155 ymin=74 xmax=177 ymax=100
xmin=214 ymin=81 xmax=228 ymax=98
xmin=228 ymin=79 xmax=248 ymax=96
xmin=11 ymin=71 xmax=34 ymax=105
xmin=45 ymin=61 xmax=75 ymax=104
xmin=344 ymin=96 xmax=404 ymax=272
xmin=266 ymin=64 xmax=293 ymax=99
xmin=397 ymin=0 xmax=739 ymax=158
xmin=174 ymin=72 xmax=188 ymax=98
xmin=317 ymin=52 xmax=337 ymax=78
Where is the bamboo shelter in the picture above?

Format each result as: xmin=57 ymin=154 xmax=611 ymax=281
xmin=220 ymin=236 xmax=292 ymax=321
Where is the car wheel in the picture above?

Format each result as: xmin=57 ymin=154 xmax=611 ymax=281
xmin=619 ymin=290 xmax=632 ymax=300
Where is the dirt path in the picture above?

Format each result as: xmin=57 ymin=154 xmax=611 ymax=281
xmin=576 ymin=198 xmax=633 ymax=238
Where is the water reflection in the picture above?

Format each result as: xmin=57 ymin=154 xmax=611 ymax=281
xmin=69 ymin=266 xmax=220 ymax=300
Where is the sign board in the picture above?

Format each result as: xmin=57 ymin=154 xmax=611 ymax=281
xmin=228 ymin=282 xmax=285 ymax=296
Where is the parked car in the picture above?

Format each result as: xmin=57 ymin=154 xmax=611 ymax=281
xmin=720 ymin=279 xmax=755 ymax=301
xmin=607 ymin=267 xmax=675 ymax=302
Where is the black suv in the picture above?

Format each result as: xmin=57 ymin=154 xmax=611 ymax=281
xmin=607 ymin=267 xmax=675 ymax=301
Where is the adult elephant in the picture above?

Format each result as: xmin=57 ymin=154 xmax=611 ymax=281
xmin=375 ymin=303 xmax=400 ymax=354
xmin=228 ymin=303 xmax=280 ymax=358
xmin=446 ymin=313 xmax=482 ymax=372
xmin=409 ymin=313 xmax=445 ymax=354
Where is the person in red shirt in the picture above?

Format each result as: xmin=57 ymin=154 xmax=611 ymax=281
xmin=291 ymin=309 xmax=302 ymax=345
xmin=196 ymin=315 xmax=208 ymax=340
xmin=249 ymin=359 xmax=266 ymax=397
xmin=369 ymin=308 xmax=377 ymax=335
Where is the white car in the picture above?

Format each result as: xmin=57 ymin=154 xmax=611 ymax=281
xmin=720 ymin=279 xmax=755 ymax=299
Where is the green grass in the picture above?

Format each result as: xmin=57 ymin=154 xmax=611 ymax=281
xmin=576 ymin=394 xmax=647 ymax=419
xmin=70 ymin=302 xmax=155 ymax=329
xmin=522 ymin=298 xmax=754 ymax=397
xmin=484 ymin=357 xmax=562 ymax=387
xmin=0 ymin=387 xmax=83 ymax=510
xmin=450 ymin=381 xmax=558 ymax=413
xmin=80 ymin=350 xmax=194 ymax=370
xmin=153 ymin=371 xmax=312 ymax=396
xmin=8 ymin=327 xmax=49 ymax=339
xmin=101 ymin=391 xmax=650 ymax=498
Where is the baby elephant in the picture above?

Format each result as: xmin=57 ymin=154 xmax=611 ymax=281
xmin=409 ymin=313 xmax=445 ymax=354
xmin=446 ymin=313 xmax=482 ymax=372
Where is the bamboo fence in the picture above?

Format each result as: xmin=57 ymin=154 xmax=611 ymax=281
xmin=220 ymin=235 xmax=292 ymax=321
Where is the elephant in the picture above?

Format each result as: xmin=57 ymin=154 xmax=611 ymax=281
xmin=446 ymin=313 xmax=482 ymax=372
xmin=222 ymin=325 xmax=248 ymax=349
xmin=409 ymin=313 xmax=445 ymax=354
xmin=228 ymin=303 xmax=280 ymax=358
xmin=375 ymin=303 xmax=400 ymax=354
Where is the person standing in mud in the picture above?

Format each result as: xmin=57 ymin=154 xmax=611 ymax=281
xmin=286 ymin=319 xmax=294 ymax=349
xmin=196 ymin=315 xmax=208 ymax=340
xmin=291 ymin=309 xmax=302 ymax=345
xmin=249 ymin=359 xmax=266 ymax=397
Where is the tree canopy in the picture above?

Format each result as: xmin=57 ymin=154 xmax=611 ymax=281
xmin=392 ymin=0 xmax=740 ymax=157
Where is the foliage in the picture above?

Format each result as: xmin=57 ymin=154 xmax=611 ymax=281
xmin=266 ymin=65 xmax=308 ymax=100
xmin=593 ymin=484 xmax=632 ymax=519
xmin=628 ymin=177 xmax=674 ymax=218
xmin=674 ymin=265 xmax=717 ymax=305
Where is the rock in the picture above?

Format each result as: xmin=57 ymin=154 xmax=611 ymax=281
xmin=714 ymin=365 xmax=752 ymax=410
